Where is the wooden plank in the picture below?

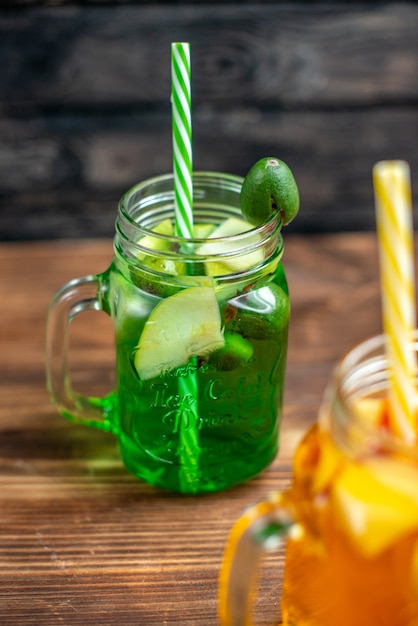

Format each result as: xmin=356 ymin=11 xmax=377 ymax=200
xmin=0 ymin=234 xmax=384 ymax=624
xmin=0 ymin=4 xmax=417 ymax=108
xmin=0 ymin=107 xmax=417 ymax=239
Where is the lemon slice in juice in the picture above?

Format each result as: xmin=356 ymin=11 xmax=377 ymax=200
xmin=134 ymin=286 xmax=224 ymax=381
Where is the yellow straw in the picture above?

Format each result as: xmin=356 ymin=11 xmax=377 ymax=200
xmin=373 ymin=160 xmax=417 ymax=442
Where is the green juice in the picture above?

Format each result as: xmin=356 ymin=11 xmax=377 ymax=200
xmin=46 ymin=172 xmax=291 ymax=494
xmin=103 ymin=242 xmax=289 ymax=493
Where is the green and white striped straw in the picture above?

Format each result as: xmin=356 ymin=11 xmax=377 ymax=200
xmin=171 ymin=42 xmax=200 ymax=491
xmin=171 ymin=42 xmax=194 ymax=238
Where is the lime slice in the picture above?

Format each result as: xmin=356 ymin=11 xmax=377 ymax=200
xmin=134 ymin=286 xmax=225 ymax=380
xmin=196 ymin=217 xmax=263 ymax=275
xmin=240 ymin=157 xmax=299 ymax=226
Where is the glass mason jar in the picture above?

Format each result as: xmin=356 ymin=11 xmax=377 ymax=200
xmin=218 ymin=331 xmax=418 ymax=625
xmin=46 ymin=172 xmax=290 ymax=494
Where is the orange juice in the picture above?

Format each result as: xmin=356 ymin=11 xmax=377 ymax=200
xmin=218 ymin=332 xmax=418 ymax=626
xmin=282 ymin=414 xmax=418 ymax=626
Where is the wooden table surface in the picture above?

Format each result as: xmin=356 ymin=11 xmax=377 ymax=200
xmin=0 ymin=233 xmax=386 ymax=625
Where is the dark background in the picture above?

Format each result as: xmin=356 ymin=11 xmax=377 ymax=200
xmin=0 ymin=1 xmax=417 ymax=240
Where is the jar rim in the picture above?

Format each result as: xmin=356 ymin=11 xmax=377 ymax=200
xmin=117 ymin=170 xmax=282 ymax=243
xmin=324 ymin=331 xmax=418 ymax=459
xmin=114 ymin=171 xmax=284 ymax=282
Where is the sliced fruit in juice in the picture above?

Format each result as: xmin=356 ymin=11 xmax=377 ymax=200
xmin=196 ymin=217 xmax=263 ymax=275
xmin=193 ymin=223 xmax=216 ymax=238
xmin=231 ymin=284 xmax=289 ymax=339
xmin=208 ymin=331 xmax=253 ymax=371
xmin=331 ymin=456 xmax=418 ymax=556
xmin=352 ymin=397 xmax=387 ymax=429
xmin=175 ymin=274 xmax=215 ymax=288
xmin=293 ymin=424 xmax=344 ymax=495
xmin=411 ymin=539 xmax=418 ymax=598
xmin=137 ymin=219 xmax=215 ymax=251
xmin=134 ymin=286 xmax=225 ymax=380
xmin=136 ymin=218 xmax=174 ymax=255
xmin=132 ymin=219 xmax=185 ymax=295
xmin=130 ymin=260 xmax=186 ymax=297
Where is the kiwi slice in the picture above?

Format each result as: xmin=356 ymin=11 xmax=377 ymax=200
xmin=240 ymin=157 xmax=299 ymax=226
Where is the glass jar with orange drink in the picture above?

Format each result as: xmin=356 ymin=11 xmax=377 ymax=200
xmin=219 ymin=331 xmax=418 ymax=626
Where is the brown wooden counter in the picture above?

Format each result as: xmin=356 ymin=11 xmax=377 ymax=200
xmin=0 ymin=234 xmax=386 ymax=625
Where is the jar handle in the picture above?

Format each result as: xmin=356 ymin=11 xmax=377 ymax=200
xmin=46 ymin=275 xmax=115 ymax=432
xmin=218 ymin=495 xmax=297 ymax=626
